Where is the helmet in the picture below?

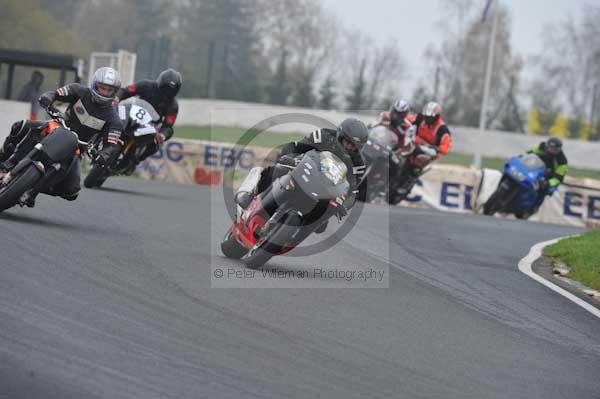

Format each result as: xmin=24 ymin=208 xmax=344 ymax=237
xmin=337 ymin=118 xmax=369 ymax=153
xmin=157 ymin=69 xmax=182 ymax=99
xmin=90 ymin=67 xmax=121 ymax=105
xmin=390 ymin=98 xmax=410 ymax=126
xmin=545 ymin=137 xmax=563 ymax=156
xmin=422 ymin=102 xmax=441 ymax=126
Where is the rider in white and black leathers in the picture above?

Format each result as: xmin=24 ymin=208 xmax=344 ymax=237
xmin=0 ymin=67 xmax=124 ymax=206
xmin=236 ymin=118 xmax=368 ymax=232
xmin=114 ymin=69 xmax=181 ymax=165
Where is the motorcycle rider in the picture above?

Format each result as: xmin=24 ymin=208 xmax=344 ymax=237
xmin=526 ymin=137 xmax=568 ymax=211
xmin=235 ymin=118 xmax=369 ymax=233
xmin=0 ymin=67 xmax=124 ymax=206
xmin=114 ymin=68 xmax=181 ymax=171
xmin=394 ymin=101 xmax=452 ymax=199
xmin=370 ymin=98 xmax=413 ymax=148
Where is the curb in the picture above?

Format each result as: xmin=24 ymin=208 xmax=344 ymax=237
xmin=518 ymin=237 xmax=600 ymax=319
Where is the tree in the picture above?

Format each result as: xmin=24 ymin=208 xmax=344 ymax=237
xmin=0 ymin=0 xmax=84 ymax=54
xmin=346 ymin=57 xmax=368 ymax=111
xmin=318 ymin=74 xmax=337 ymax=110
xmin=530 ymin=4 xmax=600 ymax=139
xmin=422 ymin=4 xmax=523 ymax=130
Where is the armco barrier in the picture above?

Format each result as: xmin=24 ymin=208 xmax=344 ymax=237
xmin=137 ymin=138 xmax=600 ymax=228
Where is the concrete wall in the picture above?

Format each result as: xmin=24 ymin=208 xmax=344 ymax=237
xmin=0 ymin=100 xmax=30 ymax=143
xmin=177 ymin=99 xmax=600 ymax=170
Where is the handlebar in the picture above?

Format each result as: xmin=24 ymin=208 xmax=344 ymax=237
xmin=45 ymin=107 xmax=88 ymax=149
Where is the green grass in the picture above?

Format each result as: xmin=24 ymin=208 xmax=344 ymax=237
xmin=544 ymin=230 xmax=600 ymax=291
xmin=176 ymin=126 xmax=303 ymax=148
xmin=175 ymin=125 xmax=600 ymax=180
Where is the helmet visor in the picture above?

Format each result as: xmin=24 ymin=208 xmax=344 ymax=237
xmin=94 ymin=82 xmax=117 ymax=98
xmin=546 ymin=144 xmax=561 ymax=155
xmin=341 ymin=137 xmax=361 ymax=152
xmin=424 ymin=115 xmax=438 ymax=126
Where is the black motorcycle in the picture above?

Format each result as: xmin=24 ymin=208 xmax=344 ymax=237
xmin=221 ymin=150 xmax=350 ymax=269
xmin=84 ymin=98 xmax=159 ymax=188
xmin=0 ymin=110 xmax=86 ymax=211
xmin=357 ymin=125 xmax=399 ymax=203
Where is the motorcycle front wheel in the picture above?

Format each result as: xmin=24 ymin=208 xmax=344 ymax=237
xmin=84 ymin=163 xmax=109 ymax=188
xmin=0 ymin=165 xmax=42 ymax=212
xmin=241 ymin=214 xmax=301 ymax=269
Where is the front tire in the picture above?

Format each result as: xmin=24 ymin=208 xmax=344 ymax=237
xmin=0 ymin=166 xmax=42 ymax=212
xmin=483 ymin=181 xmax=518 ymax=216
xmin=84 ymin=164 xmax=109 ymax=188
xmin=242 ymin=214 xmax=301 ymax=269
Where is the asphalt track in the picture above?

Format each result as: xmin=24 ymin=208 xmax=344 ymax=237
xmin=1 ymin=177 xmax=599 ymax=399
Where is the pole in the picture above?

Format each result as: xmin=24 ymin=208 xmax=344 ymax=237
xmin=474 ymin=0 xmax=498 ymax=169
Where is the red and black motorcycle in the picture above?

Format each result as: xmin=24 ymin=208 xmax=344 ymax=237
xmin=221 ymin=150 xmax=350 ymax=269
xmin=0 ymin=110 xmax=86 ymax=212
xmin=388 ymin=127 xmax=438 ymax=205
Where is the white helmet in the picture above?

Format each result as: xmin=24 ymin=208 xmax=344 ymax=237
xmin=422 ymin=102 xmax=442 ymax=126
xmin=90 ymin=67 xmax=121 ymax=105
xmin=391 ymin=98 xmax=410 ymax=113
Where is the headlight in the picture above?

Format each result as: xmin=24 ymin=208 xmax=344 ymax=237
xmin=510 ymin=166 xmax=526 ymax=181
xmin=320 ymin=154 xmax=347 ymax=185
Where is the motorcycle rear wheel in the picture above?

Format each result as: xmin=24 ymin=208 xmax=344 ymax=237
xmin=221 ymin=228 xmax=248 ymax=259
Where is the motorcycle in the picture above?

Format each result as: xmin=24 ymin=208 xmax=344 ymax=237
xmin=84 ymin=98 xmax=160 ymax=188
xmin=483 ymin=153 xmax=555 ymax=219
xmin=357 ymin=125 xmax=399 ymax=203
xmin=221 ymin=150 xmax=350 ymax=269
xmin=0 ymin=109 xmax=86 ymax=212
xmin=388 ymin=127 xmax=438 ymax=205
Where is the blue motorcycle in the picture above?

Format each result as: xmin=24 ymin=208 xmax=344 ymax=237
xmin=483 ymin=153 xmax=556 ymax=219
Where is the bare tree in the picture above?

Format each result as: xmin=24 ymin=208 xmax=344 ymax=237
xmin=420 ymin=4 xmax=523 ymax=129
xmin=531 ymin=4 xmax=600 ymax=136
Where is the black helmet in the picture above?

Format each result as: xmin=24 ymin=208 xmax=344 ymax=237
xmin=337 ymin=118 xmax=368 ymax=152
xmin=545 ymin=137 xmax=563 ymax=156
xmin=157 ymin=69 xmax=182 ymax=99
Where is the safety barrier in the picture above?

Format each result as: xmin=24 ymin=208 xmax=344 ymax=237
xmin=136 ymin=138 xmax=600 ymax=228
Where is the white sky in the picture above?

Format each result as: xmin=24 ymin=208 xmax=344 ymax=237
xmin=321 ymin=0 xmax=585 ymax=95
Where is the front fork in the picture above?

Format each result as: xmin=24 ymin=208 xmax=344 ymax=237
xmin=3 ymin=143 xmax=63 ymax=192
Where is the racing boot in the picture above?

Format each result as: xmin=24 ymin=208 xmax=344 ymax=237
xmin=314 ymin=220 xmax=328 ymax=234
xmin=19 ymin=189 xmax=38 ymax=208
xmin=235 ymin=166 xmax=263 ymax=209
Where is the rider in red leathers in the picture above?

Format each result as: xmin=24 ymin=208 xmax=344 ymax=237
xmin=391 ymin=102 xmax=452 ymax=203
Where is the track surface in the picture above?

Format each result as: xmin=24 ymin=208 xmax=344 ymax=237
xmin=1 ymin=177 xmax=599 ymax=399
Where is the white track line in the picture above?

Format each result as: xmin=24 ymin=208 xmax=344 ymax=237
xmin=518 ymin=237 xmax=600 ymax=319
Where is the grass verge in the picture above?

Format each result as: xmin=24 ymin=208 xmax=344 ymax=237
xmin=544 ymin=230 xmax=600 ymax=291
xmin=175 ymin=125 xmax=600 ymax=180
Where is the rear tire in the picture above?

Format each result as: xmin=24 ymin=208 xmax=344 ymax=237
xmin=221 ymin=229 xmax=248 ymax=259
xmin=0 ymin=166 xmax=42 ymax=212
xmin=84 ymin=164 xmax=108 ymax=188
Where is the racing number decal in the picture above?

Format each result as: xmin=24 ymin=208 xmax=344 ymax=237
xmin=136 ymin=108 xmax=146 ymax=120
